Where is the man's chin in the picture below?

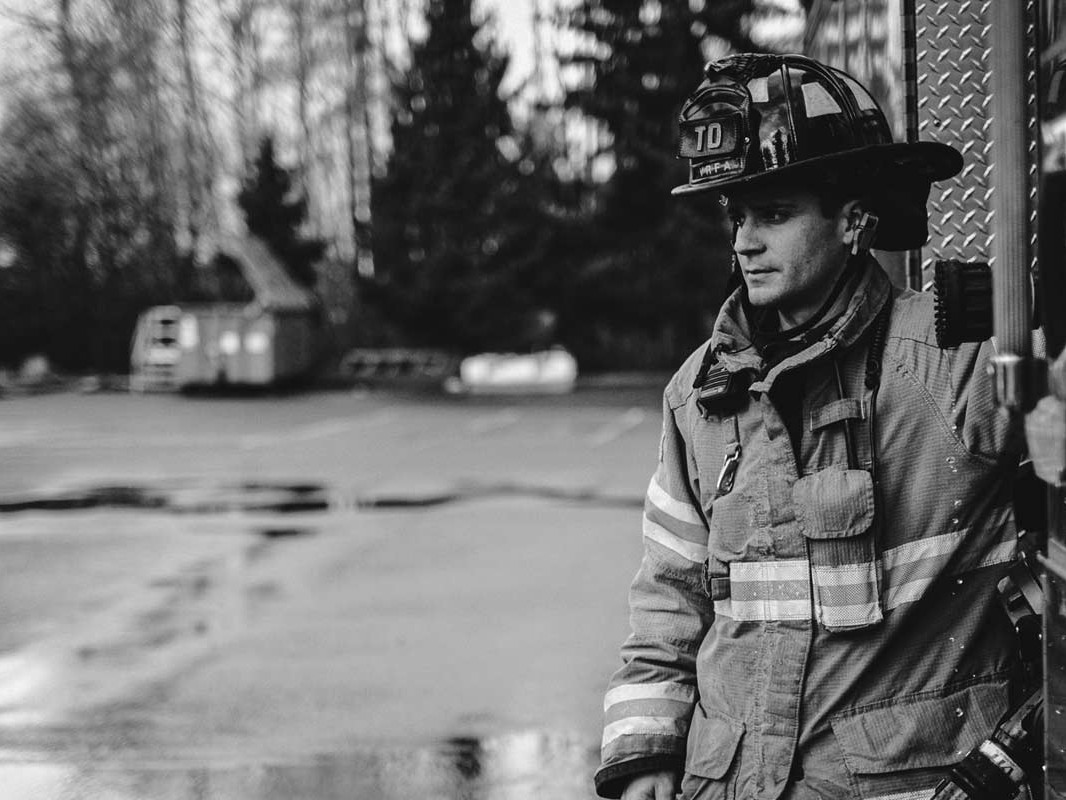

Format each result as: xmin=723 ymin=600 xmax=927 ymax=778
xmin=744 ymin=288 xmax=778 ymax=307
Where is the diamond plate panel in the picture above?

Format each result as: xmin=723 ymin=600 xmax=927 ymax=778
xmin=914 ymin=0 xmax=1040 ymax=287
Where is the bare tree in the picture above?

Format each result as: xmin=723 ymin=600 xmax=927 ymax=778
xmin=0 ymin=0 xmax=188 ymax=368
xmin=225 ymin=0 xmax=264 ymax=163
xmin=344 ymin=0 xmax=374 ymax=276
xmin=176 ymin=0 xmax=221 ymax=248
xmin=56 ymin=0 xmax=101 ymax=276
xmin=288 ymin=0 xmax=314 ymax=176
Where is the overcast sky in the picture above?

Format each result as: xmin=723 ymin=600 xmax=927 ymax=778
xmin=475 ymin=0 xmax=552 ymax=95
xmin=0 ymin=0 xmax=804 ymax=93
xmin=481 ymin=0 xmax=807 ymax=93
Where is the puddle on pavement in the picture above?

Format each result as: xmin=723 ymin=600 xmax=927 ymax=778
xmin=253 ymin=526 xmax=317 ymax=539
xmin=0 ymin=729 xmax=599 ymax=800
xmin=0 ymin=483 xmax=332 ymax=516
xmin=0 ymin=485 xmax=169 ymax=513
xmin=0 ymin=481 xmax=640 ymax=515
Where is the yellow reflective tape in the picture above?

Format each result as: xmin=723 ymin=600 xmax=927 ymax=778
xmin=714 ymin=560 xmax=813 ymax=621
xmin=729 ymin=559 xmax=809 ymax=584
xmin=729 ymin=598 xmax=811 ymax=622
xmin=643 ymin=517 xmax=708 ymax=563
xmin=602 ymin=715 xmax=689 ymax=748
xmin=884 ymin=577 xmax=931 ymax=611
xmin=604 ymin=682 xmax=696 ymax=713
xmin=882 ymin=530 xmax=962 ymax=571
xmin=715 ymin=523 xmax=1016 ymax=622
xmin=866 ymin=791 xmax=934 ymax=800
xmin=973 ymin=540 xmax=1016 ymax=569
xmin=647 ymin=477 xmax=704 ymax=526
xmin=816 ymin=601 xmax=882 ymax=629
xmin=881 ymin=523 xmax=1016 ymax=611
xmin=883 ymin=505 xmax=1013 ymax=572
xmin=810 ymin=561 xmax=878 ymax=587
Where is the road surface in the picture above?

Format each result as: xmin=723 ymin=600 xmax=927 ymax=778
xmin=0 ymin=383 xmax=664 ymax=799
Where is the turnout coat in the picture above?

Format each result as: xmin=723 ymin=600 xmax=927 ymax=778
xmin=595 ymin=260 xmax=1024 ymax=800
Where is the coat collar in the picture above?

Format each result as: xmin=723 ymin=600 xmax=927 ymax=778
xmin=709 ymin=256 xmax=893 ymax=393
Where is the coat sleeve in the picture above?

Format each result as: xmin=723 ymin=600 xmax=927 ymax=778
xmin=594 ymin=392 xmax=715 ymax=798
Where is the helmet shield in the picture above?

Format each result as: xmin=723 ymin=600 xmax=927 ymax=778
xmin=677 ymin=87 xmax=751 ymax=186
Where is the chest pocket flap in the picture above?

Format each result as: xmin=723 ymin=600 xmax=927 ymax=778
xmin=792 ymin=467 xmax=874 ymax=540
xmin=830 ymin=679 xmax=1009 ymax=774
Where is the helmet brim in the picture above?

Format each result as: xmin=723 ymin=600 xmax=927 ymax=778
xmin=670 ymin=141 xmax=963 ymax=197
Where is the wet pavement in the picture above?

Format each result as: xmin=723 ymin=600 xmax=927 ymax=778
xmin=0 ymin=384 xmax=662 ymax=799
xmin=0 ymin=730 xmax=597 ymax=799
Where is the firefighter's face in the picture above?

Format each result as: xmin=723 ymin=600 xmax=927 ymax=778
xmin=724 ymin=186 xmax=857 ymax=325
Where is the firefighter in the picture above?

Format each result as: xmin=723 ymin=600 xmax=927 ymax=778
xmin=596 ymin=54 xmax=1027 ymax=800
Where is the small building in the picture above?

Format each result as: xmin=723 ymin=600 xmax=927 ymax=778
xmin=131 ymin=235 xmax=323 ymax=390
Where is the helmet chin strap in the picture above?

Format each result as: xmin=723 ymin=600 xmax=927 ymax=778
xmin=743 ymin=252 xmax=866 ymax=343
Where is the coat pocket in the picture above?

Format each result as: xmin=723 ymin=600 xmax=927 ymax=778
xmin=706 ymin=489 xmax=754 ymax=561
xmin=685 ymin=704 xmax=745 ymax=779
xmin=830 ymin=679 xmax=1010 ymax=775
xmin=792 ymin=467 xmax=883 ymax=632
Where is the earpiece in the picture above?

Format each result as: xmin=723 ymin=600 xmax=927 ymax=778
xmin=848 ymin=211 xmax=880 ymax=255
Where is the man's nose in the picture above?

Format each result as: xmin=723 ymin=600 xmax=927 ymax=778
xmin=733 ymin=219 xmax=763 ymax=255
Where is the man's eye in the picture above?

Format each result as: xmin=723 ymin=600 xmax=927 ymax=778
xmin=759 ymin=208 xmax=789 ymax=223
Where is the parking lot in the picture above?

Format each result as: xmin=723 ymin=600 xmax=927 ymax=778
xmin=0 ymin=383 xmax=663 ymax=799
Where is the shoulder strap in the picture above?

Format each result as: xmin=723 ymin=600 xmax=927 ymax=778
xmin=692 ymin=341 xmax=719 ymax=390
xmin=865 ymin=291 xmax=893 ymax=391
xmin=828 ymin=292 xmax=893 ymax=473
xmin=864 ymin=291 xmax=893 ymax=485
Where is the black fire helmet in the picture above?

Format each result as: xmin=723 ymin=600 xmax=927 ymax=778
xmin=673 ymin=54 xmax=963 ymax=251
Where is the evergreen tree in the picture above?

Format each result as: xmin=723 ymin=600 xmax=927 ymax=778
xmin=238 ymin=136 xmax=325 ymax=289
xmin=567 ymin=0 xmax=756 ymax=225
xmin=559 ymin=0 xmax=758 ymax=369
xmin=0 ymin=96 xmax=86 ymax=369
xmin=366 ymin=0 xmax=553 ymax=353
xmin=0 ymin=92 xmax=182 ymax=373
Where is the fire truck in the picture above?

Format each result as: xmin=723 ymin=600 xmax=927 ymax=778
xmin=805 ymin=1 xmax=1066 ymax=797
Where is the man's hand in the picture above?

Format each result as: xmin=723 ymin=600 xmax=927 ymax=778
xmin=1026 ymin=394 xmax=1066 ymax=485
xmin=621 ymin=770 xmax=678 ymax=800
